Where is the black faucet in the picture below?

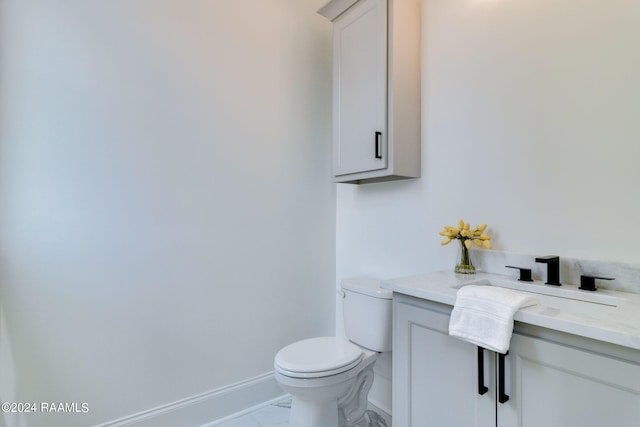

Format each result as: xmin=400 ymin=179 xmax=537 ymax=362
xmin=535 ymin=255 xmax=561 ymax=286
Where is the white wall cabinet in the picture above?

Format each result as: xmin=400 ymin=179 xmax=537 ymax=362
xmin=319 ymin=0 xmax=421 ymax=184
xmin=393 ymin=294 xmax=640 ymax=427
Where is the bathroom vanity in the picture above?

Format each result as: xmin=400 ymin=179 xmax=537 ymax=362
xmin=382 ymin=272 xmax=640 ymax=427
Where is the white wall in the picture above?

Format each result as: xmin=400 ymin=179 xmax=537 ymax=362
xmin=338 ymin=0 xmax=640 ymax=308
xmin=336 ymin=0 xmax=640 ymax=412
xmin=0 ymin=1 xmax=334 ymax=426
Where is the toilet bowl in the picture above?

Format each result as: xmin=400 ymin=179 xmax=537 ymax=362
xmin=275 ymin=337 xmax=377 ymax=427
xmin=274 ymin=278 xmax=392 ymax=427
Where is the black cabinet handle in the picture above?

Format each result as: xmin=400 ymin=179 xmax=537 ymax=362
xmin=498 ymin=352 xmax=509 ymax=403
xmin=375 ymin=131 xmax=382 ymax=159
xmin=477 ymin=347 xmax=488 ymax=395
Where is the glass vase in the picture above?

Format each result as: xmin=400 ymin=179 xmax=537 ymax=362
xmin=455 ymin=240 xmax=476 ymax=274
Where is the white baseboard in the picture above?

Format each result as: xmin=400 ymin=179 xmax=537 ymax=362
xmin=96 ymin=372 xmax=284 ymax=427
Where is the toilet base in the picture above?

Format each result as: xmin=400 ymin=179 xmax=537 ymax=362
xmin=289 ymin=398 xmax=340 ymax=427
xmin=338 ymin=364 xmax=374 ymax=426
xmin=283 ymin=356 xmax=376 ymax=427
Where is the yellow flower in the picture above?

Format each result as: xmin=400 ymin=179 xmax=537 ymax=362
xmin=439 ymin=220 xmax=493 ymax=251
xmin=441 ymin=227 xmax=460 ymax=237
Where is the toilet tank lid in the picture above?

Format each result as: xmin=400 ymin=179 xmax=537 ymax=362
xmin=341 ymin=277 xmax=392 ymax=299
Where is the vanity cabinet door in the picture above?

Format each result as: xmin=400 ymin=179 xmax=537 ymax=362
xmin=499 ymin=332 xmax=640 ymax=427
xmin=394 ymin=298 xmax=496 ymax=427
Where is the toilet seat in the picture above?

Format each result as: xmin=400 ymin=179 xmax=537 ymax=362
xmin=274 ymin=337 xmax=363 ymax=379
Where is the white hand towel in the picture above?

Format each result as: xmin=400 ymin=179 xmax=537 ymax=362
xmin=449 ymin=285 xmax=537 ymax=354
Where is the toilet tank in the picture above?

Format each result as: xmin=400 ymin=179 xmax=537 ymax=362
xmin=341 ymin=277 xmax=393 ymax=352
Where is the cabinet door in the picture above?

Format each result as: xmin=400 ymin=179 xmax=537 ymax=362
xmin=499 ymin=332 xmax=640 ymax=427
xmin=332 ymin=0 xmax=387 ymax=176
xmin=394 ymin=300 xmax=496 ymax=427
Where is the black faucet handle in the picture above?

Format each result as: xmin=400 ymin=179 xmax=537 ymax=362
xmin=505 ymin=266 xmax=533 ymax=282
xmin=579 ymin=275 xmax=614 ymax=291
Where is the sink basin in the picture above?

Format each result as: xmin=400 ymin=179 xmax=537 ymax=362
xmin=453 ymin=277 xmax=626 ymax=307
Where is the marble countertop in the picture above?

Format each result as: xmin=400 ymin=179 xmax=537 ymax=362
xmin=382 ymin=271 xmax=640 ymax=351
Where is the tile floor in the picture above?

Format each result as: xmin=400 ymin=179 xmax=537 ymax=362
xmin=211 ymin=397 xmax=391 ymax=427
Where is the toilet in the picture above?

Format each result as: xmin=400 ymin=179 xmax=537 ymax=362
xmin=274 ymin=277 xmax=392 ymax=427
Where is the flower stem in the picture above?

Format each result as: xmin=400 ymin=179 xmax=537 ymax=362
xmin=455 ymin=239 xmax=475 ymax=274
